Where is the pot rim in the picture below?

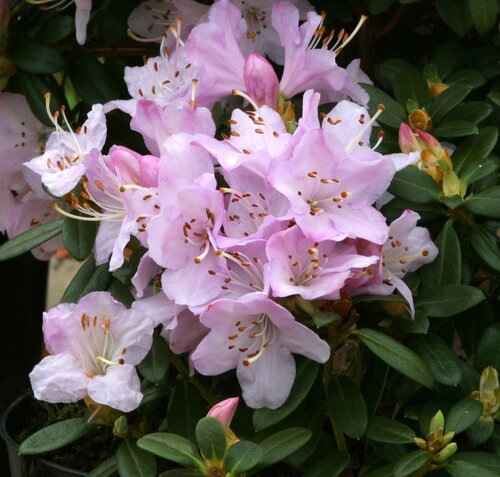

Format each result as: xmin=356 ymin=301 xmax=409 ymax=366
xmin=1 ymin=393 xmax=86 ymax=476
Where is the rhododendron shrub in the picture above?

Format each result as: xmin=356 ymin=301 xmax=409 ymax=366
xmin=1 ymin=1 xmax=499 ymax=476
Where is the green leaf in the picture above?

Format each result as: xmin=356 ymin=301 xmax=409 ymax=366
xmin=138 ymin=334 xmax=170 ymax=383
xmin=467 ymin=0 xmax=497 ymax=34
xmin=137 ymin=433 xmax=204 ymax=470
xmin=467 ymin=418 xmax=494 ymax=445
xmin=69 ymin=50 xmax=119 ymax=105
xmin=60 ymin=257 xmax=100 ymax=303
xmin=446 ymin=456 xmax=498 ymax=477
xmin=327 ymin=376 xmax=368 ymax=439
xmin=0 ymin=219 xmax=63 ymax=262
xmin=366 ymin=417 xmax=416 ymax=444
xmin=224 ymin=440 xmax=262 ymax=474
xmin=17 ymin=70 xmax=64 ymax=126
xmin=159 ymin=471 xmax=204 ymax=477
xmin=445 ymin=101 xmax=493 ymax=124
xmin=447 ymin=69 xmax=486 ymax=89
xmin=369 ymin=0 xmax=397 ymax=13
xmin=107 ymin=277 xmax=135 ymax=307
xmin=465 ymin=186 xmax=500 ymax=218
xmin=452 ymin=127 xmax=498 ymax=174
xmin=451 ymin=452 xmax=500 ymax=471
xmin=411 ymin=334 xmax=463 ymax=386
xmin=302 ymin=452 xmax=350 ymax=477
xmin=10 ymin=40 xmax=65 ymax=74
xmin=476 ymin=323 xmax=500 ymax=371
xmin=416 ymin=284 xmax=485 ymax=317
xmin=436 ymin=0 xmax=472 ymax=35
xmin=393 ymin=450 xmax=432 ymax=477
xmin=117 ymin=439 xmax=157 ymax=477
xmin=167 ymin=382 xmax=206 ymax=443
xmin=354 ymin=328 xmax=434 ymax=388
xmin=393 ymin=311 xmax=429 ymax=335
xmin=361 ymin=84 xmax=407 ymax=128
xmin=195 ymin=417 xmax=227 ymax=462
xmin=312 ymin=312 xmax=341 ymax=328
xmin=253 ymin=359 xmax=319 ymax=431
xmin=388 ymin=167 xmax=440 ymax=204
xmin=429 ymin=84 xmax=472 ymax=123
xmin=460 ymin=155 xmax=498 ymax=185
xmin=364 ymin=464 xmax=394 ymax=477
xmin=62 ymin=216 xmax=97 ymax=261
xmin=36 ymin=15 xmax=75 ymax=45
xmin=446 ymin=399 xmax=483 ymax=434
xmin=258 ymin=428 xmax=312 ymax=467
xmin=420 ymin=221 xmax=461 ymax=289
xmin=470 ymin=225 xmax=500 ymax=272
xmin=393 ymin=65 xmax=431 ymax=109
xmin=432 ymin=121 xmax=478 ymax=138
xmin=19 ymin=417 xmax=95 ymax=455
xmin=87 ymin=455 xmax=117 ymax=477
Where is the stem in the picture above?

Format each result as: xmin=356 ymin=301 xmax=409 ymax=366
xmin=329 ymin=414 xmax=348 ymax=452
xmin=170 ymin=353 xmax=217 ymax=405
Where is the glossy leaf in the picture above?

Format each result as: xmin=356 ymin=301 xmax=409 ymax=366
xmin=446 ymin=456 xmax=498 ymax=477
xmin=467 ymin=0 xmax=497 ymax=34
xmin=138 ymin=334 xmax=170 ymax=383
xmin=258 ymin=428 xmax=312 ymax=467
xmin=253 ymin=359 xmax=319 ymax=431
xmin=470 ymin=225 xmax=500 ymax=272
xmin=87 ymin=455 xmax=117 ymax=477
xmin=366 ymin=417 xmax=416 ymax=444
xmin=392 ymin=64 xmax=431 ymax=109
xmin=0 ymin=219 xmax=64 ymax=262
xmin=369 ymin=0 xmax=397 ymax=14
xmin=302 ymin=452 xmax=350 ymax=477
xmin=445 ymin=101 xmax=493 ymax=123
xmin=19 ymin=417 xmax=95 ymax=455
xmin=446 ymin=399 xmax=483 ymax=434
xmin=107 ymin=277 xmax=135 ymax=307
xmin=137 ymin=433 xmax=204 ymax=470
xmin=62 ymin=216 xmax=97 ymax=261
xmin=117 ymin=439 xmax=157 ymax=477
xmin=327 ymin=376 xmax=368 ymax=439
xmin=364 ymin=464 xmax=394 ymax=477
xmin=416 ymin=284 xmax=485 ymax=317
xmin=432 ymin=121 xmax=478 ymax=138
xmin=411 ymin=334 xmax=463 ymax=386
xmin=36 ymin=15 xmax=76 ymax=45
xmin=361 ymin=83 xmax=407 ymax=128
xmin=460 ymin=155 xmax=498 ymax=185
xmin=452 ymin=127 xmax=498 ymax=174
xmin=436 ymin=0 xmax=472 ymax=35
xmin=428 ymin=84 xmax=472 ymax=122
xmin=388 ymin=167 xmax=440 ymax=204
xmin=393 ymin=450 xmax=432 ymax=477
xmin=224 ymin=440 xmax=262 ymax=474
xmin=354 ymin=329 xmax=434 ymax=388
xmin=195 ymin=417 xmax=227 ymax=462
xmin=465 ymin=186 xmax=500 ymax=218
xmin=10 ymin=40 xmax=65 ymax=74
xmin=476 ymin=323 xmax=500 ymax=371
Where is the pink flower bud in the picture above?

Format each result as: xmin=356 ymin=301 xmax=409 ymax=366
xmin=398 ymin=123 xmax=421 ymax=154
xmin=207 ymin=397 xmax=239 ymax=429
xmin=243 ymin=54 xmax=280 ymax=108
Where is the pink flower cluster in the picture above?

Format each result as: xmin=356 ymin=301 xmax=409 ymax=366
xmin=0 ymin=0 xmax=439 ymax=411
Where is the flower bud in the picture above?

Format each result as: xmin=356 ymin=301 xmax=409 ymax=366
xmin=430 ymin=83 xmax=449 ymax=99
xmin=429 ymin=410 xmax=445 ymax=437
xmin=207 ymin=397 xmax=239 ymax=429
xmin=399 ymin=123 xmax=421 ymax=154
xmin=243 ymin=54 xmax=280 ymax=108
xmin=474 ymin=367 xmax=500 ymax=418
xmin=409 ymin=109 xmax=432 ymax=132
xmin=442 ymin=170 xmax=465 ymax=197
xmin=433 ymin=442 xmax=457 ymax=464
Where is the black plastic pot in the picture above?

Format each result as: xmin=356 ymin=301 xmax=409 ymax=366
xmin=0 ymin=395 xmax=86 ymax=477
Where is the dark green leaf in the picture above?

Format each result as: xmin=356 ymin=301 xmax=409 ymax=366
xmin=69 ymin=50 xmax=119 ymax=105
xmin=447 ymin=69 xmax=486 ymax=89
xmin=19 ymin=418 xmax=95 ymax=455
xmin=430 ymin=43 xmax=464 ymax=80
xmin=258 ymin=428 xmax=312 ymax=467
xmin=117 ymin=439 xmax=157 ymax=477
xmin=61 ymin=257 xmax=96 ymax=303
xmin=10 ymin=40 xmax=65 ymax=74
xmin=366 ymin=417 xmax=416 ymax=444
xmin=446 ymin=456 xmax=498 ymax=477
xmin=312 ymin=312 xmax=341 ymax=328
xmin=460 ymin=155 xmax=498 ymax=185
xmin=388 ymin=167 xmax=440 ymax=204
xmin=361 ymin=84 xmax=407 ymax=128
xmin=159 ymin=471 xmax=204 ymax=477
xmin=393 ymin=65 xmax=431 ymax=109
xmin=465 ymin=186 xmax=500 ymax=218
xmin=420 ymin=221 xmax=461 ymax=289
xmin=468 ymin=0 xmax=497 ymax=33
xmin=36 ymin=15 xmax=75 ymax=45
xmin=17 ymin=71 xmax=64 ymax=126
xmin=195 ymin=417 xmax=227 ymax=462
xmin=62 ymin=216 xmax=97 ymax=261
xmin=253 ymin=359 xmax=319 ymax=431
xmin=432 ymin=121 xmax=478 ymax=138
xmin=364 ymin=464 xmax=394 ymax=477
xmin=411 ymin=334 xmax=463 ymax=386
xmin=0 ymin=219 xmax=63 ymax=262
xmin=393 ymin=450 xmax=432 ymax=477
xmin=224 ymin=440 xmax=262 ymax=473
xmin=444 ymin=101 xmax=493 ymax=123
xmin=137 ymin=433 xmax=204 ymax=470
xmin=369 ymin=0 xmax=397 ymax=14
xmin=470 ymin=225 xmax=500 ymax=272
xmin=393 ymin=311 xmax=429 ymax=334
xmin=327 ymin=376 xmax=368 ymax=439
xmin=436 ymin=0 xmax=472 ymax=35
xmin=452 ymin=127 xmax=498 ymax=174
xmin=354 ymin=328 xmax=434 ymax=388
xmin=167 ymin=382 xmax=206 ymax=443
xmin=363 ymin=357 xmax=389 ymax=415
xmin=87 ymin=455 xmax=117 ymax=477
xmin=416 ymin=285 xmax=485 ymax=317
xmin=446 ymin=399 xmax=483 ymax=434
xmin=429 ymin=84 xmax=472 ymax=123
xmin=138 ymin=334 xmax=170 ymax=383
xmin=476 ymin=323 xmax=500 ymax=371
xmin=302 ymin=452 xmax=350 ymax=477
xmin=107 ymin=277 xmax=135 ymax=307
xmin=451 ymin=452 xmax=500 ymax=471
xmin=467 ymin=418 xmax=494 ymax=445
